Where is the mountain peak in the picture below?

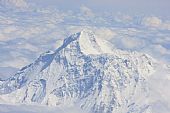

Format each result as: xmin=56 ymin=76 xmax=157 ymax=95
xmin=0 ymin=31 xmax=155 ymax=113
xmin=56 ymin=30 xmax=114 ymax=55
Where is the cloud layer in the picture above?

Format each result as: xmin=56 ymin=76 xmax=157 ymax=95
xmin=0 ymin=5 xmax=170 ymax=74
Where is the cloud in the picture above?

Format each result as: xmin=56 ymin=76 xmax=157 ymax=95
xmin=0 ymin=16 xmax=14 ymax=25
xmin=0 ymin=34 xmax=8 ymax=41
xmin=119 ymin=37 xmax=145 ymax=49
xmin=0 ymin=0 xmax=28 ymax=8
xmin=142 ymin=16 xmax=170 ymax=30
xmin=3 ymin=26 xmax=17 ymax=34
xmin=142 ymin=16 xmax=162 ymax=27
xmin=80 ymin=5 xmax=95 ymax=17
xmin=154 ymin=36 xmax=170 ymax=44
xmin=149 ymin=44 xmax=170 ymax=55
xmin=0 ymin=67 xmax=18 ymax=79
xmin=114 ymin=13 xmax=133 ymax=23
xmin=17 ymin=43 xmax=40 ymax=52
xmin=0 ymin=57 xmax=30 ymax=68
xmin=0 ymin=3 xmax=170 ymax=77
xmin=94 ymin=28 xmax=117 ymax=40
xmin=162 ymin=21 xmax=170 ymax=30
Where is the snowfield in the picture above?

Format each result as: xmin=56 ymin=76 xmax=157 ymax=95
xmin=0 ymin=104 xmax=88 ymax=113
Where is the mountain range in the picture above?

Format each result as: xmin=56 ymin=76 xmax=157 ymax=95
xmin=0 ymin=30 xmax=156 ymax=113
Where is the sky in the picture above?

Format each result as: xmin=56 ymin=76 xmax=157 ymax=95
xmin=30 ymin=0 xmax=170 ymax=19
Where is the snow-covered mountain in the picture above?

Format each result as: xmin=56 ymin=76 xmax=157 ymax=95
xmin=0 ymin=30 xmax=155 ymax=113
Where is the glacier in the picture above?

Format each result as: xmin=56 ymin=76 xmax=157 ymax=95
xmin=0 ymin=30 xmax=156 ymax=113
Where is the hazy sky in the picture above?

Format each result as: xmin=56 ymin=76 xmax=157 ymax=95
xmin=30 ymin=0 xmax=170 ymax=18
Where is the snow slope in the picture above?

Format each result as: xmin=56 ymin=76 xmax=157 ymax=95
xmin=148 ymin=64 xmax=170 ymax=113
xmin=0 ymin=30 xmax=156 ymax=113
xmin=0 ymin=104 xmax=88 ymax=113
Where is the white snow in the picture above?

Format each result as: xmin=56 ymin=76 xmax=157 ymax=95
xmin=148 ymin=63 xmax=170 ymax=113
xmin=78 ymin=30 xmax=114 ymax=55
xmin=0 ymin=104 xmax=88 ymax=113
xmin=78 ymin=30 xmax=101 ymax=54
xmin=0 ymin=2 xmax=169 ymax=112
xmin=0 ymin=30 xmax=156 ymax=113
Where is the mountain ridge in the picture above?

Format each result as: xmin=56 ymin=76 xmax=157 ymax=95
xmin=0 ymin=30 xmax=155 ymax=113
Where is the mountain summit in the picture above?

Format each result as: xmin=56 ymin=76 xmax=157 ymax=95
xmin=55 ymin=30 xmax=114 ymax=55
xmin=0 ymin=30 xmax=155 ymax=113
